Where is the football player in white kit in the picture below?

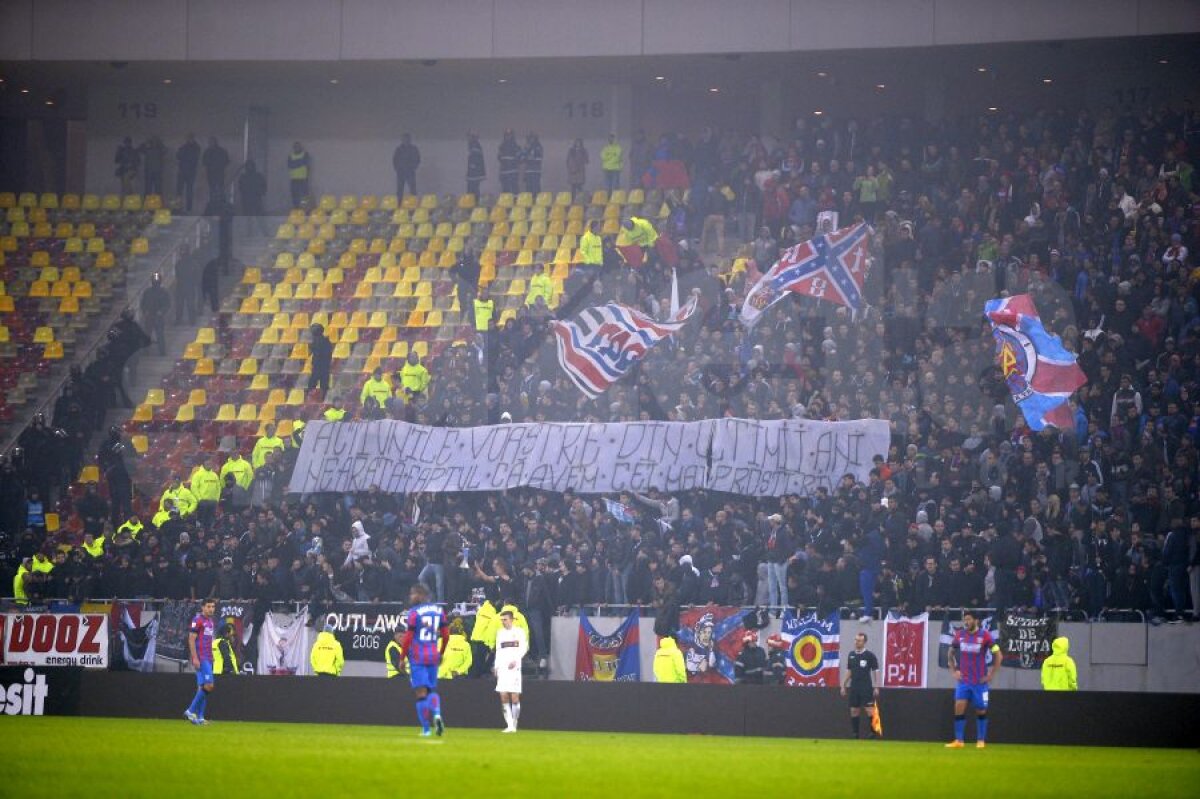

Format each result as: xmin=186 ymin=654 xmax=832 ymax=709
xmin=494 ymin=609 xmax=529 ymax=733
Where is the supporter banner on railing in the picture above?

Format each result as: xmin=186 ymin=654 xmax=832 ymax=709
xmin=322 ymin=603 xmax=409 ymax=663
xmin=937 ymin=616 xmax=998 ymax=669
xmin=575 ymin=610 xmax=641 ymax=682
xmin=155 ymin=601 xmax=195 ymax=663
xmin=217 ymin=601 xmax=258 ymax=675
xmin=259 ymin=611 xmax=312 ymax=676
xmin=288 ymin=418 xmax=889 ymax=497
xmin=778 ymin=610 xmax=840 ymax=687
xmin=678 ymin=605 xmax=747 ymax=684
xmin=882 ymin=612 xmax=928 ymax=688
xmin=1 ymin=613 xmax=109 ymax=669
xmin=999 ymin=612 xmax=1057 ymax=669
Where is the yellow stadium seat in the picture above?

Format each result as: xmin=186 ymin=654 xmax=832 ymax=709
xmin=86 ymin=238 xmax=105 ymax=254
xmin=285 ymin=388 xmax=305 ymax=405
xmin=58 ymin=296 xmax=79 ymax=314
xmin=145 ymin=194 xmax=163 ymax=210
xmin=145 ymin=388 xmax=165 ymax=406
xmin=64 ymin=237 xmax=83 ymax=254
xmin=425 ymin=310 xmax=443 ymax=327
xmin=122 ymin=195 xmax=143 ymax=211
xmin=33 ymin=326 xmax=54 ymax=343
xmin=61 ymin=193 xmax=80 ymax=210
xmin=132 ymin=403 xmax=153 ymax=422
xmin=250 ymin=374 xmax=271 ymax=391
xmin=51 ymin=280 xmax=71 ymax=298
xmin=101 ymin=194 xmax=121 ymax=210
xmin=131 ymin=435 xmax=148 ymax=454
xmin=72 ymin=281 xmax=92 ymax=298
xmin=318 ymin=195 xmax=337 ymax=211
xmin=130 ymin=237 xmax=149 ymax=255
xmin=81 ymin=194 xmax=100 ymax=210
xmin=188 ymin=389 xmax=208 ymax=406
xmin=79 ymin=465 xmax=100 ymax=484
xmin=182 ymin=342 xmax=204 ymax=360
xmin=0 ymin=325 xmax=8 ymax=342
xmin=96 ymin=252 xmax=116 ymax=269
xmin=237 ymin=404 xmax=257 ymax=422
xmin=29 ymin=280 xmax=49 ymax=298
xmin=18 ymin=192 xmax=37 ymax=208
xmin=0 ymin=193 xmax=13 ymax=208
xmin=45 ymin=513 xmax=60 ymax=534
xmin=411 ymin=341 xmax=428 ymax=359
xmin=389 ymin=341 xmax=409 ymax=359
xmin=194 ymin=358 xmax=215 ymax=376
xmin=175 ymin=404 xmax=195 ymax=423
xmin=215 ymin=404 xmax=236 ymax=421
xmin=43 ymin=341 xmax=64 ymax=359
xmin=154 ymin=208 xmax=172 ymax=225
xmin=238 ymin=358 xmax=258 ymax=376
xmin=405 ymin=309 xmax=425 ymax=327
xmin=507 ymin=279 xmax=526 ymax=296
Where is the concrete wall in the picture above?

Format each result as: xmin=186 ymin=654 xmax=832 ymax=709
xmin=4 ymin=0 xmax=1197 ymax=61
xmin=84 ymin=79 xmax=633 ymax=209
xmin=549 ymin=615 xmax=1200 ymax=693
xmin=10 ymin=668 xmax=1196 ymax=745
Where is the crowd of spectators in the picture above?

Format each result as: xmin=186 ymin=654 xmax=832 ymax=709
xmin=5 ymin=101 xmax=1200 ymax=637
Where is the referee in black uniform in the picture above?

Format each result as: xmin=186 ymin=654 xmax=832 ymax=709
xmin=841 ymin=632 xmax=880 ymax=738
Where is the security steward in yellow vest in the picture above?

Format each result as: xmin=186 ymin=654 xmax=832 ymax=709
xmin=323 ymin=405 xmax=347 ymax=422
xmin=220 ymin=452 xmax=255 ymax=490
xmin=13 ymin=558 xmax=32 ymax=604
xmin=385 ymin=630 xmax=408 ymax=678
xmin=213 ymin=624 xmax=241 ymax=676
xmin=82 ymin=533 xmax=106 ymax=559
xmin=438 ymin=618 xmax=474 ymax=679
xmin=288 ymin=420 xmax=306 ymax=448
xmin=311 ymin=623 xmax=344 ymax=676
xmin=251 ymin=422 xmax=285 ymax=469
xmin=360 ymin=368 xmax=392 ymax=410
xmin=287 ymin=141 xmax=311 ymax=209
xmin=116 ymin=515 xmax=144 ymax=543
xmin=525 ymin=263 xmax=554 ymax=308
xmin=473 ymin=293 xmax=495 ymax=333
xmin=400 ymin=352 xmax=431 ymax=398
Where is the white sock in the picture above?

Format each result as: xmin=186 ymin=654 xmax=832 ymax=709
xmin=512 ymin=702 xmax=521 ymax=723
xmin=502 ymin=705 xmax=512 ymax=728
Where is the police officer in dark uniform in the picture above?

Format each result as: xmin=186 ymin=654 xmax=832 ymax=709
xmin=841 ymin=632 xmax=880 ymax=739
xmin=98 ymin=426 xmax=134 ymax=524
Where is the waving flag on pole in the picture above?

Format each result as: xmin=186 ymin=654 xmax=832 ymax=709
xmin=741 ymin=222 xmax=872 ymax=325
xmin=985 ymin=294 xmax=1086 ymax=431
xmin=553 ymin=297 xmax=697 ymax=398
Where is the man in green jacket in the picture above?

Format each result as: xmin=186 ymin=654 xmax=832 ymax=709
xmin=1040 ymin=636 xmax=1077 ymax=691
xmin=653 ymin=636 xmax=687 ymax=683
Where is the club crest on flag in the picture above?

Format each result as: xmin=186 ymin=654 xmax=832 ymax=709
xmin=985 ymin=294 xmax=1087 ymax=431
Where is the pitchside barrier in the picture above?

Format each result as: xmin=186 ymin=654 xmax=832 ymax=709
xmin=2 ymin=602 xmax=1197 ymax=690
xmin=0 ymin=667 xmax=1197 ymax=748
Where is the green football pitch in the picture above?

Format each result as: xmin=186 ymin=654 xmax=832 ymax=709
xmin=4 ymin=717 xmax=1196 ymax=798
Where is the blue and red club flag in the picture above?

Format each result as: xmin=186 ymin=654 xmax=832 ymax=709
xmin=741 ymin=222 xmax=872 ymax=325
xmin=553 ymin=296 xmax=697 ymax=398
xmin=676 ymin=605 xmax=747 ymax=684
xmin=574 ymin=610 xmax=641 ymax=682
xmin=779 ymin=610 xmax=840 ymax=687
xmin=984 ymin=294 xmax=1087 ymax=431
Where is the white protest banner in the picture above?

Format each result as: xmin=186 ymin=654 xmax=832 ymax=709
xmin=288 ymin=420 xmax=711 ymax=495
xmin=704 ymin=418 xmax=890 ymax=496
xmin=287 ymin=418 xmax=889 ymax=497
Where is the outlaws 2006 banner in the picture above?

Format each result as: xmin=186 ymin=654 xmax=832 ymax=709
xmin=322 ymin=603 xmax=409 ymax=662
xmin=677 ymin=606 xmax=747 ymax=684
xmin=575 ymin=610 xmax=641 ymax=682
xmin=288 ymin=418 xmax=888 ymax=497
